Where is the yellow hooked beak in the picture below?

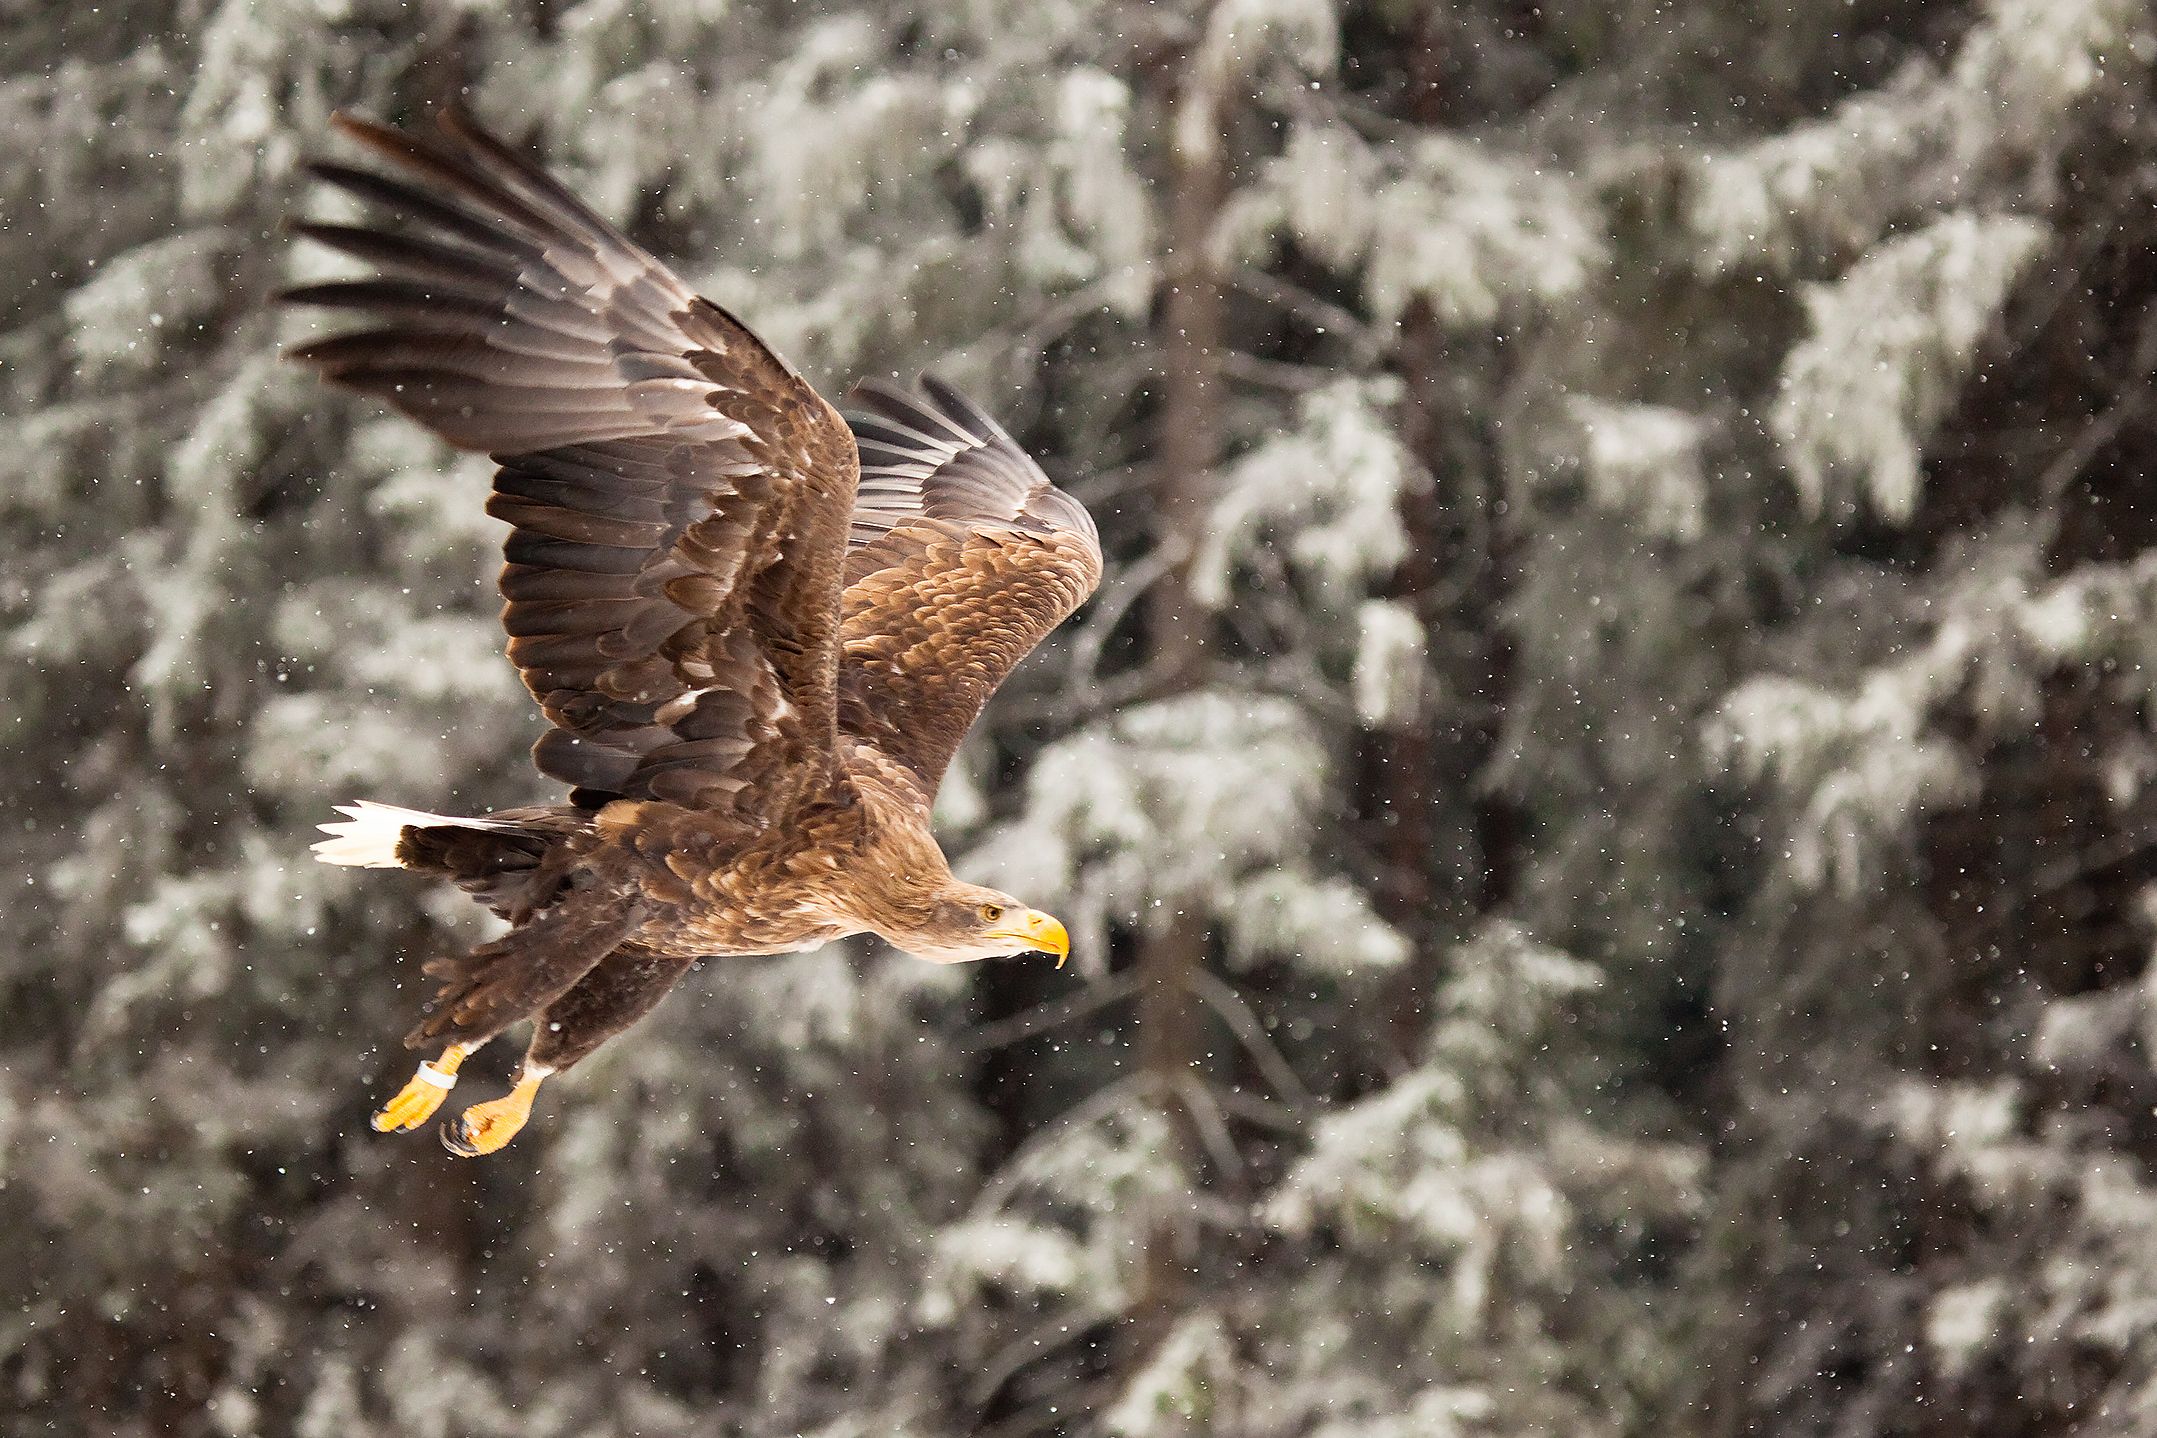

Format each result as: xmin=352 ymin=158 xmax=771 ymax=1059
xmin=988 ymin=909 xmax=1070 ymax=967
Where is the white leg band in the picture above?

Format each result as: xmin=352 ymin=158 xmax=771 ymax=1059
xmin=415 ymin=1061 xmax=458 ymax=1089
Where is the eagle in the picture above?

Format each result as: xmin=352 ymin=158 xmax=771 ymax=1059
xmin=286 ymin=107 xmax=1101 ymax=1156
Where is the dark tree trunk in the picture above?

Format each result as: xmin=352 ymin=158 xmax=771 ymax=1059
xmin=1370 ymin=301 xmax=1449 ymax=1068
xmin=1368 ymin=301 xmax=1522 ymax=1070
xmin=1126 ymin=46 xmax=1227 ymax=1366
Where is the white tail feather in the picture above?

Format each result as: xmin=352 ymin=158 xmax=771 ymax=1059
xmin=312 ymin=801 xmax=508 ymax=868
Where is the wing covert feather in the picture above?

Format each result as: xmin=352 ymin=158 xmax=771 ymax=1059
xmin=837 ymin=378 xmax=1101 ymax=802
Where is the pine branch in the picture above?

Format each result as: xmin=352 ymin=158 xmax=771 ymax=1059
xmin=1190 ymin=968 xmax=1318 ymax=1109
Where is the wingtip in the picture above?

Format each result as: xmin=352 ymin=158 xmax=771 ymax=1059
xmin=327 ymin=109 xmax=383 ymax=145
xmin=276 ymin=281 xmax=344 ymax=309
xmin=840 ymin=374 xmax=909 ymax=411
xmin=277 ymin=338 xmax=327 ymax=368
xmin=277 ymin=333 xmax=356 ymax=370
xmin=433 ymin=99 xmax=495 ymax=147
xmin=848 ymin=371 xmax=961 ymax=408
xmin=325 ymin=108 xmax=456 ymax=171
xmin=843 ymin=372 xmax=981 ymax=445
xmin=915 ymin=371 xmax=965 ymax=409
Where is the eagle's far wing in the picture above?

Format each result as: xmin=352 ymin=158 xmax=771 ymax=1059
xmin=836 ymin=377 xmax=1102 ymax=804
xmin=285 ymin=108 xmax=858 ymax=821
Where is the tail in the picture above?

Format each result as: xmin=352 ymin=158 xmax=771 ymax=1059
xmin=314 ymin=800 xmax=590 ymax=923
xmin=312 ymin=802 xmax=521 ymax=868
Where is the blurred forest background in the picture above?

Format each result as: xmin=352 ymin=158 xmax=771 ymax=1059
xmin=5 ymin=0 xmax=2157 ymax=1433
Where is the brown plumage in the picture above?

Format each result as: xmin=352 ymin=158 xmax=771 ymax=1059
xmin=291 ymin=107 xmax=1099 ymax=1156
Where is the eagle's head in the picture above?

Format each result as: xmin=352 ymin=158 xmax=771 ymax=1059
xmin=880 ymin=882 xmax=1071 ymax=966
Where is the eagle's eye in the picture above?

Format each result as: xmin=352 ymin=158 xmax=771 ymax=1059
xmin=978 ymin=903 xmax=1004 ymax=924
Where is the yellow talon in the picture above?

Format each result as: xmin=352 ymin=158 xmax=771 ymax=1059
xmin=371 ymin=1045 xmax=470 ymax=1133
xmin=440 ymin=1069 xmax=548 ymax=1157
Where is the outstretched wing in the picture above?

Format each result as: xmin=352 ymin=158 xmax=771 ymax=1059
xmin=837 ymin=377 xmax=1101 ymax=804
xmin=285 ymin=108 xmax=858 ymax=822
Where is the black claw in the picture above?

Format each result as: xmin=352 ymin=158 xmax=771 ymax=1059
xmin=440 ymin=1116 xmax=481 ymax=1157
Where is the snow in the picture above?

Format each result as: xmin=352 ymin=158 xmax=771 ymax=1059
xmin=15 ymin=0 xmax=2157 ymax=1432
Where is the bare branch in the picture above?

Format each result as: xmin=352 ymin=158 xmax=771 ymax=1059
xmin=1209 ymin=1082 xmax=1311 ymax=1134
xmin=1067 ymin=541 xmax=1185 ymax=699
xmin=1175 ymin=1070 xmax=1245 ymax=1178
xmin=1224 ymin=266 xmax=1378 ymax=358
xmin=968 ymin=1306 xmax=1120 ymax=1420
xmin=1190 ymin=968 xmax=1318 ymax=1109
xmin=961 ymin=973 xmax=1138 ymax=1053
xmin=971 ymin=1078 xmax=1140 ymax=1213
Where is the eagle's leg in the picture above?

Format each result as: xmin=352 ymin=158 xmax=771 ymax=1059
xmin=435 ymin=950 xmax=689 ymax=1157
xmin=441 ymin=1063 xmax=551 ymax=1158
xmin=371 ymin=1040 xmax=481 ymax=1133
xmin=434 ymin=951 xmax=689 ymax=1157
xmin=526 ymin=949 xmax=691 ymax=1071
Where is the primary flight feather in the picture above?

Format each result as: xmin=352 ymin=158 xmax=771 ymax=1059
xmin=286 ymin=106 xmax=1101 ymax=1156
